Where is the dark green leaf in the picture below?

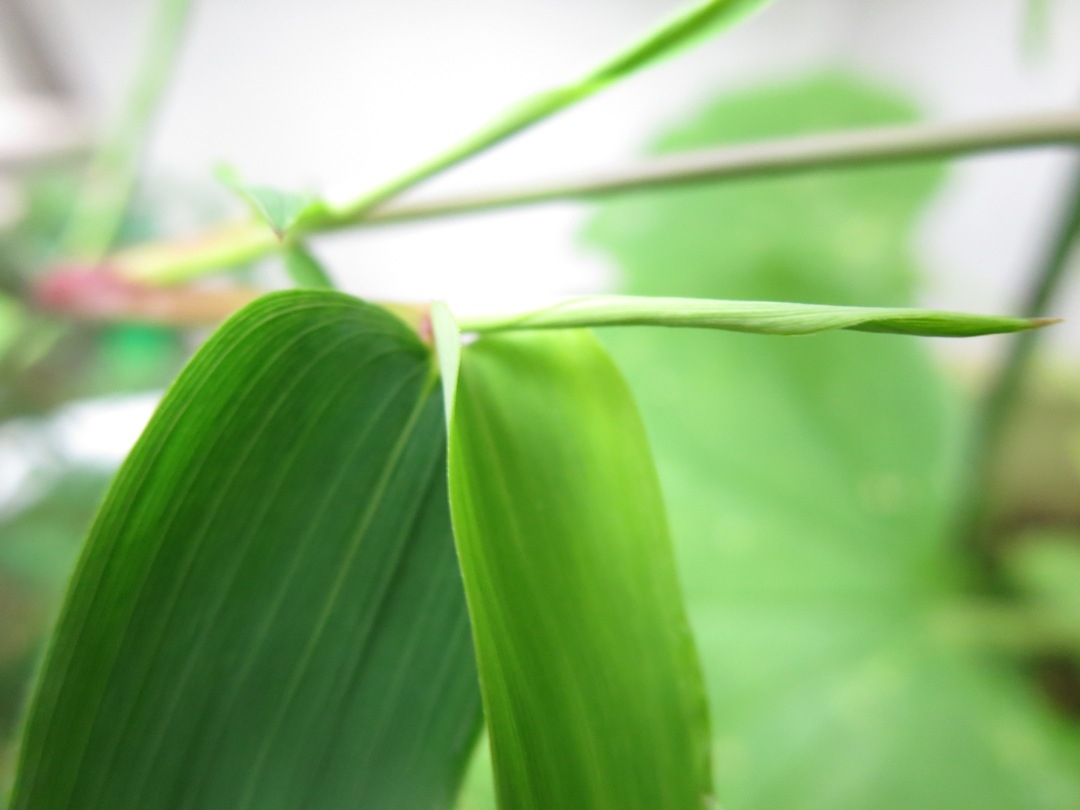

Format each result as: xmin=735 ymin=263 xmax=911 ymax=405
xmin=447 ymin=328 xmax=712 ymax=809
xmin=11 ymin=291 xmax=482 ymax=810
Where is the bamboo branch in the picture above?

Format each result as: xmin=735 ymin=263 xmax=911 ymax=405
xmin=111 ymin=110 xmax=1080 ymax=285
xmin=361 ymin=110 xmax=1080 ymax=225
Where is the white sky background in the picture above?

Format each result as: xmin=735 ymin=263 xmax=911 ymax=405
xmin=3 ymin=0 xmax=1080 ymax=466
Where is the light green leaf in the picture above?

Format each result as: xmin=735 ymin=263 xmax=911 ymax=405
xmin=216 ymin=166 xmax=326 ymax=237
xmin=584 ymin=73 xmax=1080 ymax=809
xmin=430 ymin=302 xmax=461 ymax=428
xmin=447 ymin=329 xmax=712 ymax=809
xmin=458 ymin=295 xmax=1049 ymax=338
xmin=283 ymin=243 xmax=334 ymax=289
xmin=11 ymin=292 xmax=482 ymax=810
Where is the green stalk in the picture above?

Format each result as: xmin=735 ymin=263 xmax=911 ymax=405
xmin=352 ymin=111 xmax=1080 ymax=226
xmin=61 ymin=0 xmax=195 ymax=260
xmin=114 ymin=111 xmax=1080 ymax=285
xmin=957 ymin=160 xmax=1080 ymax=577
xmin=110 ymin=0 xmax=774 ymax=283
xmin=328 ymin=0 xmax=770 ymax=222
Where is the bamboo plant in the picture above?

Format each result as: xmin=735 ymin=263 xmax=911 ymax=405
xmin=4 ymin=0 xmax=1079 ymax=808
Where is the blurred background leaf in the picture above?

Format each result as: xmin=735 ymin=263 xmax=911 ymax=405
xmin=0 ymin=168 xmax=196 ymax=794
xmin=583 ymin=72 xmax=1080 ymax=809
xmin=1024 ymin=0 xmax=1051 ymax=59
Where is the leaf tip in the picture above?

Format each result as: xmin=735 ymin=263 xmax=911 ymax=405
xmin=1030 ymin=317 xmax=1064 ymax=329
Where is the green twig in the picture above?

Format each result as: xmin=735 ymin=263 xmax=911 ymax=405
xmin=328 ymin=0 xmax=770 ymax=223
xmin=114 ymin=110 xmax=1080 ymax=285
xmin=957 ymin=158 xmax=1080 ymax=577
xmin=61 ymin=0 xmax=195 ymax=260
xmin=352 ymin=111 xmax=1080 ymax=226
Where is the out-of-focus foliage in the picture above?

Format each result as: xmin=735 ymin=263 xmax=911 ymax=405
xmin=1009 ymin=530 xmax=1080 ymax=652
xmin=1005 ymin=421 xmax=1080 ymax=665
xmin=0 ymin=174 xmax=187 ymax=418
xmin=1024 ymin=0 xmax=1050 ymax=58
xmin=0 ymin=471 xmax=112 ymax=593
xmin=0 ymin=173 xmax=191 ymax=789
xmin=584 ymin=73 xmax=1080 ymax=809
xmin=990 ymin=371 xmax=1080 ymax=531
xmin=214 ymin=166 xmax=324 ymax=238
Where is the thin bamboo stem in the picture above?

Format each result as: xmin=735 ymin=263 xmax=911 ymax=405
xmin=113 ymin=110 xmax=1080 ymax=284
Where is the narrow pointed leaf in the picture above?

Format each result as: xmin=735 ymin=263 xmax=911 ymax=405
xmin=430 ymin=302 xmax=462 ymax=428
xmin=11 ymin=291 xmax=482 ymax=810
xmin=458 ymin=295 xmax=1053 ymax=338
xmin=585 ymin=0 xmax=771 ymax=87
xmin=447 ymin=329 xmax=712 ymax=809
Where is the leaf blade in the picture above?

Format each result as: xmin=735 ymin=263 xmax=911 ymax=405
xmin=447 ymin=329 xmax=711 ymax=809
xmin=11 ymin=291 xmax=482 ymax=810
xmin=458 ymin=295 xmax=1049 ymax=338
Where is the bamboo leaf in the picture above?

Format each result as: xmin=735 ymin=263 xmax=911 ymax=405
xmin=11 ymin=292 xmax=482 ymax=810
xmin=283 ymin=243 xmax=334 ymax=289
xmin=458 ymin=295 xmax=1052 ymax=338
xmin=216 ymin=166 xmax=327 ymax=237
xmin=446 ymin=329 xmax=712 ymax=809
